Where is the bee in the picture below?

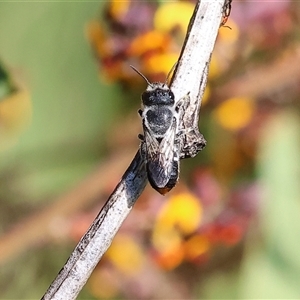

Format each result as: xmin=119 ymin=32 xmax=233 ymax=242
xmin=131 ymin=66 xmax=182 ymax=195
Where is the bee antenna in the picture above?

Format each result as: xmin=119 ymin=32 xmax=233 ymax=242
xmin=165 ymin=61 xmax=178 ymax=86
xmin=130 ymin=65 xmax=152 ymax=86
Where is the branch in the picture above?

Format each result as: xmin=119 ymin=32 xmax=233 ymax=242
xmin=41 ymin=1 xmax=226 ymax=299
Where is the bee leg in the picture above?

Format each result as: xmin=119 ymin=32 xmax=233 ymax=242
xmin=175 ymin=92 xmax=190 ymax=112
xmin=139 ymin=140 xmax=147 ymax=160
xmin=179 ymin=128 xmax=206 ymax=159
xmin=176 ymin=128 xmax=185 ymax=137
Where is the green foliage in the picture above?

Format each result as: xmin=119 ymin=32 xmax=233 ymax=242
xmin=0 ymin=2 xmax=122 ymax=201
xmin=0 ymin=2 xmax=121 ymax=298
xmin=240 ymin=111 xmax=300 ymax=298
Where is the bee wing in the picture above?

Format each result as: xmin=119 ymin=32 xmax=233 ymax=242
xmin=144 ymin=119 xmax=176 ymax=189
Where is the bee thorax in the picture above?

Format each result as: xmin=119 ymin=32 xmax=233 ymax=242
xmin=144 ymin=106 xmax=173 ymax=135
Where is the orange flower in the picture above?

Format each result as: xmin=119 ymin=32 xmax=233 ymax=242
xmin=184 ymin=234 xmax=210 ymax=262
xmin=218 ymin=223 xmax=244 ymax=246
xmin=128 ymin=30 xmax=171 ymax=57
xmin=152 ymin=243 xmax=185 ymax=270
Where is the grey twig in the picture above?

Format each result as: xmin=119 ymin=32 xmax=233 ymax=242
xmin=41 ymin=1 xmax=226 ymax=299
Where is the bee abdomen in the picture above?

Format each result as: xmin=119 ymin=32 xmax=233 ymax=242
xmin=145 ymin=106 xmax=173 ymax=135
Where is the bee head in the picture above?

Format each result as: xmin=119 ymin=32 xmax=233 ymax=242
xmin=130 ymin=65 xmax=175 ymax=106
xmin=142 ymin=84 xmax=174 ymax=106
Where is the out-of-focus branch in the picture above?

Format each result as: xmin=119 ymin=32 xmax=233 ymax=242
xmin=41 ymin=1 xmax=226 ymax=299
xmin=216 ymin=46 xmax=300 ymax=100
xmin=0 ymin=148 xmax=135 ymax=266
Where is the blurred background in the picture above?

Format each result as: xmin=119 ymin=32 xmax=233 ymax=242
xmin=1 ymin=0 xmax=300 ymax=299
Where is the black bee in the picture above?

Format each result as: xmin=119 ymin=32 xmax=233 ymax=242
xmin=131 ymin=66 xmax=182 ymax=195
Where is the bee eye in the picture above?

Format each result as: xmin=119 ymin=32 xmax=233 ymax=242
xmin=141 ymin=93 xmax=148 ymax=103
xmin=169 ymin=90 xmax=175 ymax=101
xmin=142 ymin=91 xmax=155 ymax=106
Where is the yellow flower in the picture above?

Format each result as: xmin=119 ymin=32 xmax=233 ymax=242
xmin=164 ymin=192 xmax=202 ymax=234
xmin=0 ymin=87 xmax=31 ymax=154
xmin=218 ymin=19 xmax=239 ymax=43
xmin=89 ymin=268 xmax=119 ymax=299
xmin=154 ymin=2 xmax=194 ymax=33
xmin=109 ymin=0 xmax=130 ymax=19
xmin=201 ymin=85 xmax=211 ymax=106
xmin=152 ymin=192 xmax=202 ymax=251
xmin=152 ymin=192 xmax=202 ymax=269
xmin=0 ymin=88 xmax=31 ymax=133
xmin=143 ymin=52 xmax=178 ymax=77
xmin=214 ymin=97 xmax=255 ymax=131
xmin=152 ymin=225 xmax=182 ymax=254
xmin=208 ymin=55 xmax=221 ymax=79
xmin=106 ymin=234 xmax=144 ymax=275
